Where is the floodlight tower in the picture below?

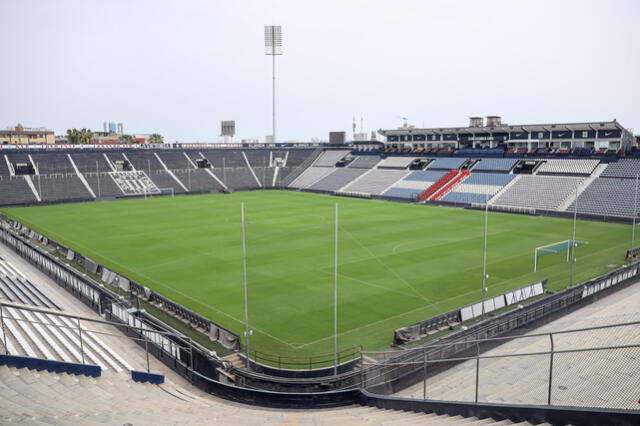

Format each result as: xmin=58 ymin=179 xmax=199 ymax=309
xmin=264 ymin=25 xmax=282 ymax=143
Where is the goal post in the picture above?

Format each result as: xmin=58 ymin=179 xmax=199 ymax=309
xmin=158 ymin=187 xmax=175 ymax=198
xmin=534 ymin=240 xmax=587 ymax=272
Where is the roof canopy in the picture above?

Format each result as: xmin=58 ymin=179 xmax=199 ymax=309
xmin=379 ymin=120 xmax=626 ymax=135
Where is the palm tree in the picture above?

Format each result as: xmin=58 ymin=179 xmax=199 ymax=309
xmin=66 ymin=128 xmax=94 ymax=144
xmin=80 ymin=128 xmax=94 ymax=144
xmin=148 ymin=133 xmax=164 ymax=144
xmin=119 ymin=134 xmax=134 ymax=144
xmin=66 ymin=128 xmax=80 ymax=144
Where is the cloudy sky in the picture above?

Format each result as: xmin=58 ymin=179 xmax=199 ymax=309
xmin=1 ymin=0 xmax=638 ymax=142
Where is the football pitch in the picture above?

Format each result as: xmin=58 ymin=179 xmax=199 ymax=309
xmin=0 ymin=191 xmax=632 ymax=359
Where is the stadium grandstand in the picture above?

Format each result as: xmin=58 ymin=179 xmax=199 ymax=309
xmin=1 ymin=129 xmax=639 ymax=425
xmin=4 ymin=0 xmax=640 ymax=421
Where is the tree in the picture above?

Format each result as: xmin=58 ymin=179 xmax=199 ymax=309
xmin=148 ymin=133 xmax=164 ymax=144
xmin=79 ymin=128 xmax=94 ymax=144
xmin=66 ymin=128 xmax=80 ymax=144
xmin=66 ymin=128 xmax=94 ymax=144
xmin=119 ymin=134 xmax=134 ymax=144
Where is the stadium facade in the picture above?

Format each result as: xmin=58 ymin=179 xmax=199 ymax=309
xmin=379 ymin=116 xmax=633 ymax=151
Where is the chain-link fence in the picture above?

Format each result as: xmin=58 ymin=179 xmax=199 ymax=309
xmin=361 ymin=320 xmax=640 ymax=410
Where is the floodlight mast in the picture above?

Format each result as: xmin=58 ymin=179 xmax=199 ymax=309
xmin=264 ymin=25 xmax=282 ymax=143
xmin=569 ymin=185 xmax=578 ymax=286
xmin=241 ymin=203 xmax=250 ymax=369
xmin=481 ymin=195 xmax=489 ymax=316
xmin=632 ymin=174 xmax=638 ymax=250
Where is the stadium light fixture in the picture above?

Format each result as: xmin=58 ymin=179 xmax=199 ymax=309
xmin=264 ymin=25 xmax=282 ymax=143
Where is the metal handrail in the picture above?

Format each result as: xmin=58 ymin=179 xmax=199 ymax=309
xmin=0 ymin=301 xmax=193 ymax=373
xmin=0 ymin=301 xmax=185 ymax=339
xmin=362 ymin=319 xmax=640 ymax=356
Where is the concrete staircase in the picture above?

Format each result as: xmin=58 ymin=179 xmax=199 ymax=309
xmin=223 ymin=352 xmax=246 ymax=369
xmin=487 ymin=175 xmax=521 ymax=205
xmin=432 ymin=170 xmax=470 ymax=200
xmin=0 ymin=365 xmax=553 ymax=425
xmin=557 ymin=163 xmax=609 ymax=211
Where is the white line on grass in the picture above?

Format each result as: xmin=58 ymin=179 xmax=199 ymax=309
xmin=14 ymin=208 xmax=627 ymax=352
xmin=340 ymin=226 xmax=437 ymax=305
xmin=291 ymin=300 xmax=445 ymax=349
xmin=316 ymin=269 xmax=424 ymax=300
xmin=19 ymin=223 xmax=298 ymax=349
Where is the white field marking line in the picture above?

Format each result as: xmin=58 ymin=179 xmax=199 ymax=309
xmin=296 ymin=235 xmax=619 ymax=350
xmin=21 ymin=223 xmax=298 ymax=349
xmin=136 ymin=218 xmax=336 ymax=274
xmin=387 ymin=222 xmax=519 ymax=259
xmin=391 ymin=240 xmax=421 ymax=255
xmin=419 ymin=238 xmax=621 ymax=307
xmin=17 ymin=208 xmax=619 ymax=350
xmin=315 ymin=269 xmax=422 ymax=300
xmin=24 ymin=214 xmax=440 ymax=350
xmin=340 ymin=226 xmax=436 ymax=305
xmin=104 ymin=210 xmax=330 ymax=240
xmin=292 ymin=298 xmax=445 ymax=349
xmin=134 ymin=249 xmax=224 ymax=273
xmin=293 ymin=264 xmax=555 ymax=351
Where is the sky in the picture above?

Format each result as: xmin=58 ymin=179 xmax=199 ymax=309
xmin=1 ymin=0 xmax=639 ymax=143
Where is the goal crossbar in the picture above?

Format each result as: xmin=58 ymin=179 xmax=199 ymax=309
xmin=534 ymin=239 xmax=587 ymax=272
xmin=143 ymin=187 xmax=174 ymax=199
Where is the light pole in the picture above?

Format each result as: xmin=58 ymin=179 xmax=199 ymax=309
xmin=96 ymin=161 xmax=101 ymax=198
xmin=632 ymin=174 xmax=639 ymax=250
xmin=264 ymin=25 xmax=282 ymax=143
xmin=241 ymin=203 xmax=251 ymax=369
xmin=569 ymin=184 xmax=578 ymax=286
xmin=481 ymin=195 xmax=489 ymax=316
xmin=333 ymin=203 xmax=339 ymax=376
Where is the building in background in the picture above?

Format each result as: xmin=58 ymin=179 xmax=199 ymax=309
xmin=0 ymin=124 xmax=55 ymax=144
xmin=220 ymin=120 xmax=236 ymax=143
xmin=329 ymin=131 xmax=346 ymax=145
xmin=379 ymin=116 xmax=633 ymax=152
xmin=92 ymin=132 xmax=153 ymax=144
xmin=103 ymin=121 xmax=124 ymax=135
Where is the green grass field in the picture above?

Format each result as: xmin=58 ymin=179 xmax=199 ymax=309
xmin=0 ymin=191 xmax=632 ymax=359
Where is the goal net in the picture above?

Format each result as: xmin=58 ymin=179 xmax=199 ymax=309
xmin=534 ymin=240 xmax=587 ymax=272
xmin=144 ymin=187 xmax=175 ymax=199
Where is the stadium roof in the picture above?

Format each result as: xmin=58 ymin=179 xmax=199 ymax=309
xmin=379 ymin=120 xmax=628 ymax=135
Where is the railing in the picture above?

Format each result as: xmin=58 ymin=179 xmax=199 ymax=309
xmin=279 ymin=147 xmax=324 ymax=187
xmin=0 ymin=221 xmax=241 ymax=351
xmin=356 ymin=260 xmax=640 ymax=396
xmin=418 ymin=170 xmax=457 ymax=200
xmin=251 ymin=345 xmax=362 ymax=371
xmin=0 ymin=301 xmax=192 ymax=374
xmin=3 ymin=213 xmax=640 ymax=401
xmin=432 ymin=170 xmax=469 ymax=200
xmin=361 ymin=320 xmax=640 ymax=410
xmin=394 ymin=280 xmax=546 ymax=345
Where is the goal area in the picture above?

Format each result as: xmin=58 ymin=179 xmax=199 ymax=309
xmin=144 ymin=187 xmax=175 ymax=199
xmin=534 ymin=240 xmax=587 ymax=272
